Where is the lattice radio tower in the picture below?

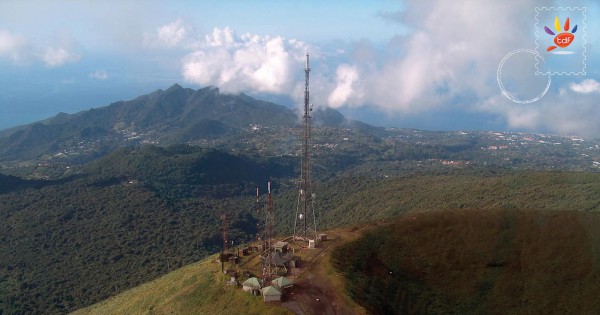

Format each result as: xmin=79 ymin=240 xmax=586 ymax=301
xmin=220 ymin=212 xmax=228 ymax=272
xmin=293 ymin=53 xmax=318 ymax=244
xmin=255 ymin=187 xmax=262 ymax=245
xmin=262 ymin=182 xmax=275 ymax=284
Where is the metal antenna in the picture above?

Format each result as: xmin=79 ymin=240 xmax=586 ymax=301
xmin=256 ymin=188 xmax=262 ymax=245
xmin=293 ymin=53 xmax=318 ymax=245
xmin=263 ymin=182 xmax=275 ymax=284
xmin=220 ymin=212 xmax=228 ymax=272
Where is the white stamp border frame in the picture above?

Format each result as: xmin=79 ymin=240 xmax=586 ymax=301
xmin=535 ymin=7 xmax=586 ymax=76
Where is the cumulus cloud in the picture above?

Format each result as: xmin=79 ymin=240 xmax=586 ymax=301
xmin=158 ymin=19 xmax=188 ymax=46
xmin=40 ymin=46 xmax=80 ymax=67
xmin=326 ymin=0 xmax=540 ymax=113
xmin=145 ymin=19 xmax=192 ymax=48
xmin=321 ymin=0 xmax=600 ymax=136
xmin=570 ymin=79 xmax=600 ymax=94
xmin=89 ymin=70 xmax=108 ymax=80
xmin=328 ymin=64 xmax=361 ymax=108
xmin=182 ymin=27 xmax=308 ymax=94
xmin=170 ymin=1 xmax=597 ymax=136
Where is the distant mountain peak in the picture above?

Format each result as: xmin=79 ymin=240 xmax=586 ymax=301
xmin=166 ymin=83 xmax=183 ymax=91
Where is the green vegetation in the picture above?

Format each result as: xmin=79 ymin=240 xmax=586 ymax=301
xmin=0 ymin=146 xmax=293 ymax=314
xmin=2 ymin=141 xmax=600 ymax=313
xmin=332 ymin=209 xmax=600 ymax=314
xmin=1 ymin=85 xmax=600 ymax=314
xmin=314 ymin=170 xmax=600 ymax=230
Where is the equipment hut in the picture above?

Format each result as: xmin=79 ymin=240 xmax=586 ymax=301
xmin=282 ymin=252 xmax=301 ymax=268
xmin=271 ymin=276 xmax=294 ymax=292
xmin=242 ymin=277 xmax=262 ymax=295
xmin=261 ymin=285 xmax=282 ymax=302
xmin=274 ymin=241 xmax=289 ymax=253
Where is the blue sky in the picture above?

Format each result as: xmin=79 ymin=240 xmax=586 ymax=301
xmin=1 ymin=0 xmax=600 ymax=136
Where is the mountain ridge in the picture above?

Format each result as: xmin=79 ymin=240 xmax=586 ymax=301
xmin=0 ymin=84 xmax=376 ymax=164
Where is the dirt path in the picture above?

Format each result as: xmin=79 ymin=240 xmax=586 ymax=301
xmin=281 ymin=229 xmax=368 ymax=315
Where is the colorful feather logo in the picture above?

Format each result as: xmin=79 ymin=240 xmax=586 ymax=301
xmin=545 ymin=16 xmax=577 ymax=52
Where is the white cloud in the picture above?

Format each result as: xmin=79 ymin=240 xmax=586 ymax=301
xmin=158 ymin=19 xmax=187 ymax=46
xmin=328 ymin=64 xmax=361 ymax=108
xmin=0 ymin=29 xmax=81 ymax=67
xmin=0 ymin=30 xmax=26 ymax=62
xmin=89 ymin=70 xmax=108 ymax=80
xmin=40 ymin=46 xmax=80 ymax=67
xmin=570 ymin=79 xmax=600 ymax=94
xmin=480 ymin=87 xmax=600 ymax=137
xmin=182 ymin=27 xmax=308 ymax=95
xmin=328 ymin=0 xmax=540 ymax=112
xmin=170 ymin=1 xmax=599 ymax=136
xmin=320 ymin=0 xmax=600 ymax=136
xmin=144 ymin=19 xmax=194 ymax=49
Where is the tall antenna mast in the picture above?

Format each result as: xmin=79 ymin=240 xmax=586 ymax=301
xmin=263 ymin=182 xmax=275 ymax=284
xmin=220 ymin=212 xmax=228 ymax=272
xmin=255 ymin=188 xmax=262 ymax=245
xmin=293 ymin=53 xmax=318 ymax=244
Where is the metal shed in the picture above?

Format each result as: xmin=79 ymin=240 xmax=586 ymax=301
xmin=242 ymin=277 xmax=261 ymax=294
xmin=261 ymin=285 xmax=282 ymax=302
xmin=271 ymin=276 xmax=294 ymax=290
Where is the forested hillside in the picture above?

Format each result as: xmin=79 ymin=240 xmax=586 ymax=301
xmin=0 ymin=146 xmax=294 ymax=314
xmin=2 ymin=144 xmax=600 ymax=313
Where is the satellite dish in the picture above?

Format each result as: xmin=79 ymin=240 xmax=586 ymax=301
xmin=299 ymin=214 xmax=304 ymax=219
xmin=311 ymin=193 xmax=316 ymax=199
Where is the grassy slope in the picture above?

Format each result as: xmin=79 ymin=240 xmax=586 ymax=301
xmin=332 ymin=209 xmax=600 ymax=314
xmin=72 ymin=228 xmax=370 ymax=315
xmin=73 ymin=208 xmax=600 ymax=315
xmin=72 ymin=254 xmax=291 ymax=315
